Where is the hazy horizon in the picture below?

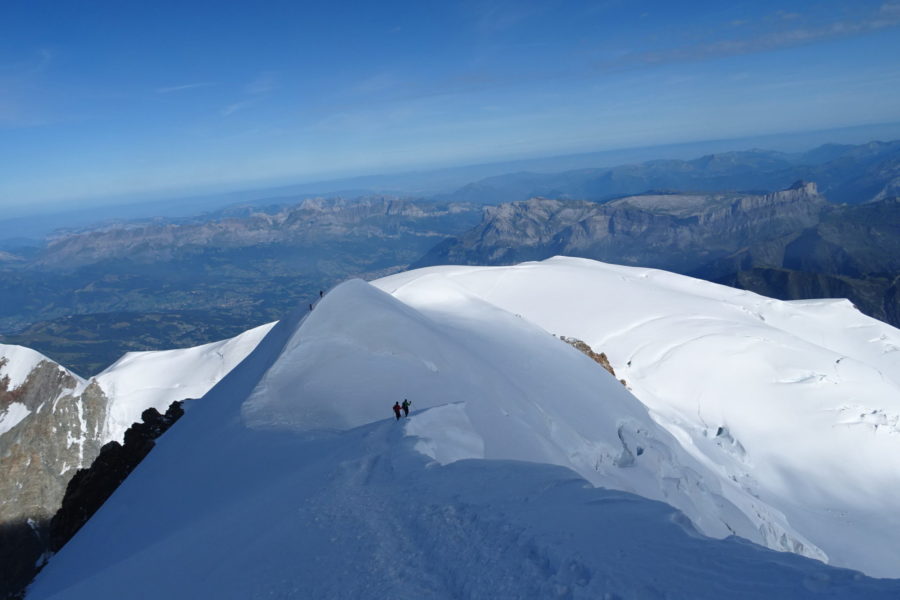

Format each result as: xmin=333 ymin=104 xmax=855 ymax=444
xmin=2 ymin=119 xmax=899 ymax=227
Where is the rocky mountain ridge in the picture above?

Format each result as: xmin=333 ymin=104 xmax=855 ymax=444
xmin=0 ymin=324 xmax=271 ymax=599
xmin=35 ymin=196 xmax=478 ymax=268
xmin=420 ymin=182 xmax=826 ymax=272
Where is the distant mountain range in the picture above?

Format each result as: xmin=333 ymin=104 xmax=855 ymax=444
xmin=2 ymin=139 xmax=900 ymax=375
xmin=437 ymin=140 xmax=900 ymax=206
xmin=420 ymin=182 xmax=825 ymax=271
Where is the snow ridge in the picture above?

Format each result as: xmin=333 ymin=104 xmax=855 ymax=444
xmin=94 ymin=321 xmax=276 ymax=442
xmin=374 ymin=257 xmax=900 ymax=576
xmin=27 ymin=257 xmax=900 ymax=598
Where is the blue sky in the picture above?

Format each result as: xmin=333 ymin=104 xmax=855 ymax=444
xmin=2 ymin=0 xmax=899 ymax=211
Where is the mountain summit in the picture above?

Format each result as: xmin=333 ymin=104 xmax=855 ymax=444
xmin=27 ymin=258 xmax=900 ymax=598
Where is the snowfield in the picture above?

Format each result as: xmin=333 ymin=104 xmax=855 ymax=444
xmin=0 ymin=401 xmax=31 ymax=436
xmin=28 ymin=257 xmax=900 ymax=598
xmin=94 ymin=321 xmax=275 ymax=442
xmin=373 ymin=258 xmax=900 ymax=577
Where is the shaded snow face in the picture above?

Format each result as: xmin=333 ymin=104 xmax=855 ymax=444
xmin=373 ymin=257 xmax=900 ymax=577
xmin=26 ymin=415 xmax=900 ymax=600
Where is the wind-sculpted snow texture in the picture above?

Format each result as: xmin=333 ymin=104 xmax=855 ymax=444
xmin=28 ymin=259 xmax=900 ymax=597
xmin=374 ymin=258 xmax=900 ymax=577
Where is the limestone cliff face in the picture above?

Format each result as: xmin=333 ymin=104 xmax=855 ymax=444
xmin=419 ymin=182 xmax=827 ymax=272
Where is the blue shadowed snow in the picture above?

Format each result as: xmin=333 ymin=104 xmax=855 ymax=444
xmin=27 ymin=415 xmax=900 ymax=599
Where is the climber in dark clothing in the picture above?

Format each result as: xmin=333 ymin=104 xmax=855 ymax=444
xmin=401 ymin=399 xmax=411 ymax=417
xmin=392 ymin=402 xmax=402 ymax=421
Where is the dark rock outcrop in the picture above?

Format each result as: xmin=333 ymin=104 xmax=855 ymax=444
xmin=0 ymin=519 xmax=48 ymax=600
xmin=49 ymin=401 xmax=184 ymax=553
xmin=559 ymin=336 xmax=627 ymax=387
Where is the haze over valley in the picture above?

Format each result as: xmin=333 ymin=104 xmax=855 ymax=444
xmin=2 ymin=137 xmax=899 ymax=375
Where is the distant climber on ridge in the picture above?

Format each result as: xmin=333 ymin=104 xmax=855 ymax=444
xmin=392 ymin=402 xmax=402 ymax=421
xmin=401 ymin=398 xmax=411 ymax=417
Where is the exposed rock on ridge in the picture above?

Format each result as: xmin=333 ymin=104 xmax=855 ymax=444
xmin=559 ymin=336 xmax=627 ymax=386
xmin=49 ymin=401 xmax=185 ymax=553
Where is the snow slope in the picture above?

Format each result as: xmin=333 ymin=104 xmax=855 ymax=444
xmin=28 ymin=260 xmax=900 ymax=597
xmin=27 ymin=417 xmax=900 ymax=600
xmin=0 ymin=401 xmax=31 ymax=436
xmin=373 ymin=257 xmax=900 ymax=577
xmin=93 ymin=322 xmax=275 ymax=442
xmin=0 ymin=343 xmax=86 ymax=437
xmin=242 ymin=279 xmax=769 ymax=546
xmin=0 ymin=344 xmax=79 ymax=391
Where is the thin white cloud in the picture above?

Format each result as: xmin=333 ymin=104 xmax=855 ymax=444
xmin=156 ymin=82 xmax=215 ymax=94
xmin=245 ymin=72 xmax=278 ymax=95
xmin=0 ymin=49 xmax=55 ymax=127
xmin=353 ymin=72 xmax=402 ymax=95
xmin=0 ymin=48 xmax=53 ymax=74
xmin=218 ymin=73 xmax=278 ymax=117
xmin=594 ymin=5 xmax=900 ymax=72
xmin=468 ymin=0 xmax=547 ymax=33
xmin=220 ymin=99 xmax=255 ymax=117
xmin=776 ymin=10 xmax=802 ymax=20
